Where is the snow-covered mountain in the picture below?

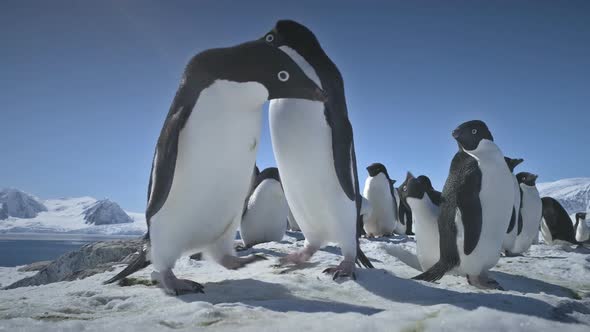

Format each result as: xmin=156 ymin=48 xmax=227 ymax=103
xmin=0 ymin=190 xmax=146 ymax=235
xmin=537 ymin=178 xmax=590 ymax=215
xmin=0 ymin=188 xmax=47 ymax=219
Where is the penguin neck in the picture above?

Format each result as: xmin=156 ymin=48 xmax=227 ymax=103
xmin=464 ymin=140 xmax=504 ymax=163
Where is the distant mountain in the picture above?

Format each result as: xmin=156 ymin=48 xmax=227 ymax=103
xmin=0 ymin=190 xmax=146 ymax=235
xmin=0 ymin=188 xmax=47 ymax=219
xmin=0 ymin=203 xmax=8 ymax=220
xmin=83 ymin=199 xmax=134 ymax=225
xmin=537 ymin=178 xmax=590 ymax=215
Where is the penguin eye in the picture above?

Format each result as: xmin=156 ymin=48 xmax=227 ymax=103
xmin=403 ymin=185 xmax=407 ymax=192
xmin=277 ymin=71 xmax=290 ymax=82
xmin=472 ymin=129 xmax=478 ymax=135
xmin=265 ymin=34 xmax=275 ymax=43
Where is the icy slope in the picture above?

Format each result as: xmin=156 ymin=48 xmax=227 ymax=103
xmin=0 ymin=235 xmax=588 ymax=331
xmin=538 ymin=178 xmax=590 ymax=215
xmin=0 ymin=188 xmax=47 ymax=219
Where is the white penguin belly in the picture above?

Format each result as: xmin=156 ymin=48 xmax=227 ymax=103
xmin=149 ymin=81 xmax=266 ymax=269
xmin=502 ymin=178 xmax=520 ymax=252
xmin=576 ymin=218 xmax=590 ymax=242
xmin=456 ymin=156 xmax=514 ymax=276
xmin=269 ymin=99 xmax=356 ymax=248
xmin=540 ymin=217 xmax=553 ymax=244
xmin=512 ymin=185 xmax=542 ymax=253
xmin=363 ymin=175 xmax=396 ymax=236
xmin=240 ymin=179 xmax=289 ymax=246
xmin=407 ymin=197 xmax=440 ymax=271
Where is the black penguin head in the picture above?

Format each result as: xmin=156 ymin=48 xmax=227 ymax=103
xmin=452 ymin=120 xmax=494 ymax=152
xmin=262 ymin=20 xmax=324 ymax=60
xmin=204 ymin=40 xmax=327 ymax=102
xmin=516 ymin=172 xmax=538 ymax=186
xmin=576 ymin=212 xmax=587 ymax=222
xmin=400 ymin=173 xmax=435 ymax=201
xmin=366 ymin=163 xmax=389 ymax=178
xmin=504 ymin=157 xmax=524 ymax=173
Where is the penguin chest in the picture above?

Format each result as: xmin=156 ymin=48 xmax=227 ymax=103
xmin=240 ymin=180 xmax=289 ymax=246
xmin=408 ymin=197 xmax=440 ymax=271
xmin=363 ymin=175 xmax=396 ymax=235
xmin=268 ymin=100 xmax=355 ymax=244
xmin=457 ymin=157 xmax=514 ymax=274
xmin=514 ymin=186 xmax=542 ymax=251
xmin=151 ymin=81 xmax=266 ymax=248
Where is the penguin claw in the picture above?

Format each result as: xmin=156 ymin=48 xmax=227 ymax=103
xmin=322 ymin=261 xmax=356 ymax=281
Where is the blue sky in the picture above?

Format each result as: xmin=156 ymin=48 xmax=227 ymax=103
xmin=1 ymin=0 xmax=589 ymax=212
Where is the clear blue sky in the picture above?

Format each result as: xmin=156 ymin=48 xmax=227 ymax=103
xmin=1 ymin=0 xmax=589 ymax=212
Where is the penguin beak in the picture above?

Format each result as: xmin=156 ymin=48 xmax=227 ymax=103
xmin=314 ymin=87 xmax=328 ymax=103
xmin=531 ymin=174 xmax=539 ymax=181
xmin=452 ymin=129 xmax=460 ymax=139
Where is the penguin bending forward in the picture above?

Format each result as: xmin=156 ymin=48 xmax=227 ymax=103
xmin=413 ymin=120 xmax=514 ymax=290
xmin=264 ymin=20 xmax=373 ymax=279
xmin=104 ymin=38 xmax=326 ymax=295
xmin=398 ymin=173 xmax=442 ymax=271
xmin=240 ymin=167 xmax=288 ymax=247
xmin=541 ymin=197 xmax=578 ymax=245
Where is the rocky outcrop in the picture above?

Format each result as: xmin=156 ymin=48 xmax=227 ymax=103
xmin=0 ymin=203 xmax=7 ymax=220
xmin=4 ymin=239 xmax=144 ymax=289
xmin=0 ymin=188 xmax=47 ymax=219
xmin=83 ymin=199 xmax=134 ymax=225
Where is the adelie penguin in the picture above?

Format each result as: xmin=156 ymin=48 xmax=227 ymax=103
xmin=540 ymin=197 xmax=579 ymax=245
xmin=510 ymin=172 xmax=542 ymax=254
xmin=103 ymin=38 xmax=326 ymax=295
xmin=398 ymin=173 xmax=442 ymax=272
xmin=240 ymin=167 xmax=288 ymax=248
xmin=263 ymin=20 xmax=373 ymax=279
xmin=501 ymin=157 xmax=524 ymax=256
xmin=574 ymin=212 xmax=589 ymax=243
xmin=413 ymin=120 xmax=514 ymax=290
xmin=362 ymin=163 xmax=397 ymax=237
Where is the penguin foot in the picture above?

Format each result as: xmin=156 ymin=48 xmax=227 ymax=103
xmin=466 ymin=274 xmax=504 ymax=291
xmin=221 ymin=254 xmax=266 ymax=270
xmin=277 ymin=246 xmax=318 ymax=266
xmin=323 ymin=261 xmax=356 ymax=281
xmin=155 ymin=270 xmax=204 ymax=296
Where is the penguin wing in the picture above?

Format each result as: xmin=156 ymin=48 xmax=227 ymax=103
xmin=456 ymin=155 xmax=483 ymax=256
xmin=145 ymin=65 xmax=210 ymax=227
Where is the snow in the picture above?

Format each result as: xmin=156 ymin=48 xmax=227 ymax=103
xmin=0 ymin=234 xmax=588 ymax=331
xmin=0 ymin=188 xmax=47 ymax=219
xmin=538 ymin=178 xmax=590 ymax=215
xmin=0 ymin=195 xmax=146 ymax=236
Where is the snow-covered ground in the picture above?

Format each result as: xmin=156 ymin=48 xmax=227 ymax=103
xmin=0 ymin=195 xmax=146 ymax=236
xmin=0 ymin=234 xmax=588 ymax=331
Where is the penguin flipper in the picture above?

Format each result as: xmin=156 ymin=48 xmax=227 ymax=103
xmin=355 ymin=244 xmax=374 ymax=269
xmin=506 ymin=207 xmax=516 ymax=234
xmin=456 ymin=159 xmax=483 ymax=256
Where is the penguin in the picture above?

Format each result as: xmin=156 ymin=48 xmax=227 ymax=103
xmin=263 ymin=20 xmax=373 ymax=279
xmin=398 ymin=173 xmax=442 ymax=272
xmin=103 ymin=38 xmax=327 ymax=295
xmin=287 ymin=208 xmax=301 ymax=231
xmin=510 ymin=172 xmax=542 ymax=254
xmin=243 ymin=164 xmax=261 ymax=212
xmin=413 ymin=120 xmax=514 ymax=290
xmin=574 ymin=212 xmax=589 ymax=243
xmin=501 ymin=157 xmax=524 ymax=256
xmin=540 ymin=197 xmax=578 ymax=245
xmin=360 ymin=196 xmax=376 ymax=234
xmin=362 ymin=163 xmax=397 ymax=237
xmin=240 ymin=167 xmax=288 ymax=247
xmin=396 ymin=186 xmax=414 ymax=235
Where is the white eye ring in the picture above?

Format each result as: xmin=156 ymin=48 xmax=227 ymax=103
xmin=403 ymin=185 xmax=407 ymax=192
xmin=278 ymin=71 xmax=289 ymax=82
xmin=472 ymin=129 xmax=478 ymax=134
xmin=265 ymin=34 xmax=274 ymax=42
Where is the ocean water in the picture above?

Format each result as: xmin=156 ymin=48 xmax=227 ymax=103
xmin=0 ymin=234 xmax=135 ymax=267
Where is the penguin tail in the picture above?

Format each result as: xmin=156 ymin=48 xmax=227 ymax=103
xmin=104 ymin=242 xmax=151 ymax=285
xmin=356 ymin=244 xmax=374 ymax=269
xmin=412 ymin=261 xmax=453 ymax=282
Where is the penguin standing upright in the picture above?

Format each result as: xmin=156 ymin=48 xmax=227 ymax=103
xmin=541 ymin=197 xmax=578 ymax=245
xmin=413 ymin=120 xmax=514 ymax=290
xmin=396 ymin=186 xmax=414 ymax=235
xmin=264 ymin=20 xmax=373 ymax=279
xmin=103 ymin=38 xmax=326 ymax=295
xmin=240 ymin=167 xmax=288 ymax=247
xmin=398 ymin=173 xmax=442 ymax=271
xmin=575 ymin=212 xmax=589 ymax=243
xmin=510 ymin=172 xmax=542 ymax=254
xmin=502 ymin=157 xmax=524 ymax=256
xmin=362 ymin=163 xmax=397 ymax=237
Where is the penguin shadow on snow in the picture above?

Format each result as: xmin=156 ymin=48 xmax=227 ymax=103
xmin=355 ymin=269 xmax=583 ymax=323
xmin=490 ymin=271 xmax=582 ymax=299
xmin=177 ymin=278 xmax=382 ymax=315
